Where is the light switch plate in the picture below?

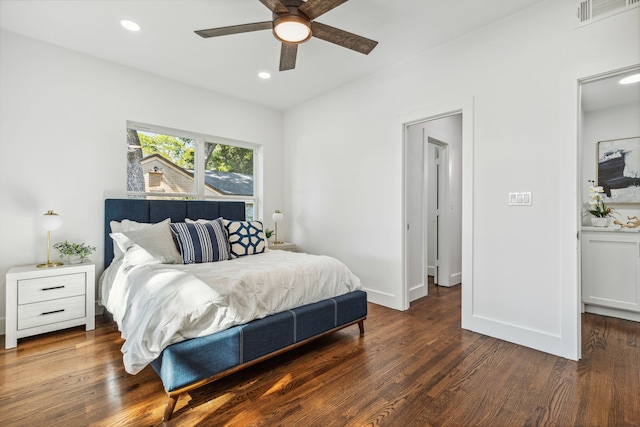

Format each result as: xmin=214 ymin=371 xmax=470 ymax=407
xmin=509 ymin=192 xmax=532 ymax=206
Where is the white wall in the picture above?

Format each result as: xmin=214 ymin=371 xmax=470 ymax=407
xmin=284 ymin=1 xmax=639 ymax=360
xmin=581 ymin=101 xmax=640 ymax=223
xmin=0 ymin=30 xmax=284 ymax=334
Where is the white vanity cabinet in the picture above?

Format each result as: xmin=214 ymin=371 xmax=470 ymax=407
xmin=581 ymin=228 xmax=640 ymax=321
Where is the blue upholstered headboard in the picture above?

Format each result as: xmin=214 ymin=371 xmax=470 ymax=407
xmin=104 ymin=199 xmax=245 ymax=267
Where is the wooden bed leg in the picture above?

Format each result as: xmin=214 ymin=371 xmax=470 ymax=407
xmin=163 ymin=394 xmax=178 ymax=422
xmin=358 ymin=320 xmax=365 ymax=335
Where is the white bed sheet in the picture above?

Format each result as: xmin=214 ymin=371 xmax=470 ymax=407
xmin=100 ymin=250 xmax=362 ymax=374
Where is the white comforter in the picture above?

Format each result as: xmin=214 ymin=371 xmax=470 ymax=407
xmin=100 ymin=250 xmax=362 ymax=374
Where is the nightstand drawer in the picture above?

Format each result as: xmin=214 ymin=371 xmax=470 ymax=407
xmin=18 ymin=273 xmax=86 ymax=304
xmin=18 ymin=295 xmax=86 ymax=330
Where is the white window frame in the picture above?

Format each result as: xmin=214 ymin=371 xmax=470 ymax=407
xmin=127 ymin=121 xmax=261 ymax=218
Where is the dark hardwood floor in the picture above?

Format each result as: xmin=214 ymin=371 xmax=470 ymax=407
xmin=1 ymin=281 xmax=638 ymax=426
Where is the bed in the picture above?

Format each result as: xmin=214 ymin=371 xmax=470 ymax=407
xmin=101 ymin=198 xmax=367 ymax=421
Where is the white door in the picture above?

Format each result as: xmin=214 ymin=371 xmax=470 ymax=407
xmin=427 ymin=141 xmax=446 ymax=285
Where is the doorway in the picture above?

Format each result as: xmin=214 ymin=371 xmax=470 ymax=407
xmin=578 ymin=66 xmax=640 ymax=328
xmin=404 ymin=113 xmax=462 ymax=304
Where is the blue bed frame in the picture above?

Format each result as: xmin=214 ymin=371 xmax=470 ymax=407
xmin=104 ymin=199 xmax=367 ymax=421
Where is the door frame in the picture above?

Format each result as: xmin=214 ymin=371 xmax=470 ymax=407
xmin=575 ymin=63 xmax=640 ymax=358
xmin=400 ymin=97 xmax=474 ymax=316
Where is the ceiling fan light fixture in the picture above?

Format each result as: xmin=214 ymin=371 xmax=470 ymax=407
xmin=273 ymin=15 xmax=311 ymax=43
xmin=195 ymin=0 xmax=378 ymax=71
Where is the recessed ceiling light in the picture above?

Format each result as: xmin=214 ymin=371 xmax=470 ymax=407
xmin=258 ymin=72 xmax=271 ymax=79
xmin=619 ymin=73 xmax=640 ymax=84
xmin=120 ymin=19 xmax=141 ymax=32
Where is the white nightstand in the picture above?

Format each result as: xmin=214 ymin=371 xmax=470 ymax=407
xmin=5 ymin=262 xmax=95 ymax=349
xmin=269 ymin=242 xmax=296 ymax=252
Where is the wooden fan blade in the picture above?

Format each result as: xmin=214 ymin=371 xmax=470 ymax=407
xmin=311 ymin=22 xmax=378 ymax=55
xmin=195 ymin=21 xmax=272 ymax=38
xmin=280 ymin=43 xmax=298 ymax=71
xmin=299 ymin=0 xmax=348 ymax=20
xmin=258 ymin=0 xmax=289 ymax=14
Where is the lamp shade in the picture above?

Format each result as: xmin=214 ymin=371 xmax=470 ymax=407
xmin=272 ymin=210 xmax=284 ymax=223
xmin=41 ymin=210 xmax=63 ymax=231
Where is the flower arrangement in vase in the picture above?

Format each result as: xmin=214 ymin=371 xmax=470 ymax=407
xmin=586 ymin=181 xmax=616 ymax=227
xmin=53 ymin=241 xmax=96 ymax=264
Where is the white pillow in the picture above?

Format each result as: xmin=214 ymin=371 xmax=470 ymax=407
xmin=185 ymin=218 xmax=215 ymax=224
xmin=110 ymin=219 xmax=182 ymax=265
xmin=110 ymin=219 xmax=154 ymax=260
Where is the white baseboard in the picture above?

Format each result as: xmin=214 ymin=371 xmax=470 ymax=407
xmin=425 ymin=270 xmax=461 ymax=287
xmin=450 ymin=272 xmax=462 ymax=286
xmin=584 ymin=304 xmax=640 ymax=322
xmin=409 ymin=282 xmax=427 ymax=301
xmin=364 ymin=287 xmax=404 ymax=311
xmin=435 ymin=271 xmax=462 ymax=287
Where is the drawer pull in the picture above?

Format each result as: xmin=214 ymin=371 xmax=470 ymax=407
xmin=41 ymin=309 xmax=65 ymax=316
xmin=42 ymin=285 xmax=65 ymax=291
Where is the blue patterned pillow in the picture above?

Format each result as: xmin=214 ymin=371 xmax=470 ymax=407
xmin=224 ymin=220 xmax=266 ymax=258
xmin=169 ymin=218 xmax=230 ymax=264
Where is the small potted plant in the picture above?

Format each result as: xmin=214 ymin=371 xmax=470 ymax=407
xmin=53 ymin=241 xmax=96 ymax=264
xmin=586 ymin=181 xmax=616 ymax=226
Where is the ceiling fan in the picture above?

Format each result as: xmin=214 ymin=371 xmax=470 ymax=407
xmin=195 ymin=0 xmax=378 ymax=71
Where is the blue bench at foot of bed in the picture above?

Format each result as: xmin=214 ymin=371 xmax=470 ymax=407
xmin=150 ymin=289 xmax=367 ymax=421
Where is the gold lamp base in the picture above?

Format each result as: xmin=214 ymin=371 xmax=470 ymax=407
xmin=38 ymin=222 xmax=64 ymax=268
xmin=37 ymin=262 xmax=64 ymax=268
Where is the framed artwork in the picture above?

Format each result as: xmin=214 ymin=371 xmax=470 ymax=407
xmin=597 ymin=136 xmax=640 ymax=203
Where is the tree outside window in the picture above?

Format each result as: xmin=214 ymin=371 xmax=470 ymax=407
xmin=126 ymin=124 xmax=256 ymax=218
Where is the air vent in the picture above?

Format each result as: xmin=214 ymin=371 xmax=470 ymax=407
xmin=576 ymin=0 xmax=640 ymax=26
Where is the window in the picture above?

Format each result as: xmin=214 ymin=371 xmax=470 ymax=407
xmin=126 ymin=122 xmax=258 ymax=219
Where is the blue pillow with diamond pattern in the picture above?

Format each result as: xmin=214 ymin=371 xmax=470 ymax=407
xmin=223 ymin=219 xmax=266 ymax=258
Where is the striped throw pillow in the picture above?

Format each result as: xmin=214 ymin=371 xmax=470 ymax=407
xmin=169 ymin=218 xmax=230 ymax=264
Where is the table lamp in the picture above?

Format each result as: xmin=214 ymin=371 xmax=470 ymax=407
xmin=272 ymin=210 xmax=284 ymax=244
xmin=37 ymin=210 xmax=63 ymax=268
